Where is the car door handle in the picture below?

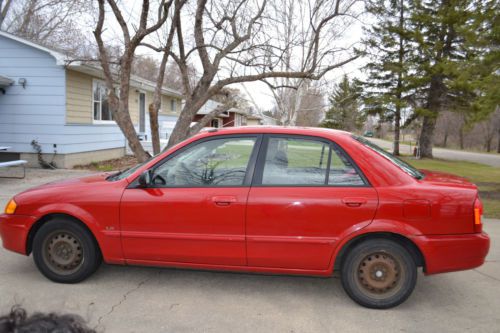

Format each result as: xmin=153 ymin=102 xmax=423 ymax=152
xmin=342 ymin=197 xmax=367 ymax=207
xmin=212 ymin=196 xmax=237 ymax=206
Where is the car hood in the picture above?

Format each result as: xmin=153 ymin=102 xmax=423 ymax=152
xmin=18 ymin=173 xmax=111 ymax=194
xmin=419 ymin=169 xmax=477 ymax=189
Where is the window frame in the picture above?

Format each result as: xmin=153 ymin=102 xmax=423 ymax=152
xmin=170 ymin=99 xmax=177 ymax=113
xmin=92 ymin=79 xmax=116 ymax=124
xmin=130 ymin=134 xmax=263 ymax=188
xmin=251 ymin=134 xmax=370 ymax=187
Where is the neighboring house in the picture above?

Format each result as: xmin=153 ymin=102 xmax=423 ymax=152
xmin=246 ymin=114 xmax=263 ymax=126
xmin=0 ymin=31 xmax=183 ymax=168
xmin=194 ymin=100 xmax=248 ymax=128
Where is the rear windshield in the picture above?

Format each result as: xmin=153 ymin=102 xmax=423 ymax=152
xmin=353 ymin=135 xmax=424 ymax=180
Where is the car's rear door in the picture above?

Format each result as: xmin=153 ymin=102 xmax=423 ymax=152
xmin=120 ymin=135 xmax=261 ymax=266
xmin=245 ymin=134 xmax=378 ymax=270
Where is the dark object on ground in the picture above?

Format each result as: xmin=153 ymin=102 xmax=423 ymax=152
xmin=0 ymin=306 xmax=95 ymax=333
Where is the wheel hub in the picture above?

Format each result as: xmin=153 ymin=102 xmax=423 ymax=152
xmin=358 ymin=252 xmax=400 ymax=294
xmin=43 ymin=232 xmax=83 ymax=274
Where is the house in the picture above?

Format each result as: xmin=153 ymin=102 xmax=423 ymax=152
xmin=0 ymin=31 xmax=183 ymax=168
xmin=246 ymin=114 xmax=263 ymax=126
xmin=194 ymin=100 xmax=248 ymax=128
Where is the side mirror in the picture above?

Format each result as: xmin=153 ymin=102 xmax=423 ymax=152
xmin=138 ymin=170 xmax=151 ymax=187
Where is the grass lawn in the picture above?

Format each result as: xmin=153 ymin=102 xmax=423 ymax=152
xmin=402 ymin=157 xmax=500 ymax=219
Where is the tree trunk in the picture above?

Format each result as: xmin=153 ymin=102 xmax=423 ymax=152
xmin=113 ymin=106 xmax=150 ymax=162
xmin=166 ymin=104 xmax=196 ymax=149
xmin=419 ymin=74 xmax=443 ymax=158
xmin=393 ymin=106 xmax=401 ymax=156
xmin=393 ymin=0 xmax=404 ymax=157
xmin=443 ymin=132 xmax=448 ymax=147
xmin=459 ymin=126 xmax=464 ymax=149
xmin=419 ymin=115 xmax=436 ymax=158
xmin=497 ymin=127 xmax=500 ymax=153
xmin=485 ymin=137 xmax=492 ymax=152
xmin=149 ymin=103 xmax=161 ymax=155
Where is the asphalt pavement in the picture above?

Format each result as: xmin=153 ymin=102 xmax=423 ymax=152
xmin=368 ymin=138 xmax=500 ymax=167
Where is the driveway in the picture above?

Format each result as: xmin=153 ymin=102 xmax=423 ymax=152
xmin=368 ymin=138 xmax=500 ymax=167
xmin=1 ymin=169 xmax=499 ymax=332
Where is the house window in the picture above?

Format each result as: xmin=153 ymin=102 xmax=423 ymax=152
xmin=170 ymin=99 xmax=177 ymax=113
xmin=235 ymin=114 xmax=244 ymax=127
xmin=93 ymin=80 xmax=113 ymax=121
xmin=211 ymin=118 xmax=222 ymax=128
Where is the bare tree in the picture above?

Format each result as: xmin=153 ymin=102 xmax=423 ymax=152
xmin=479 ymin=109 xmax=500 ymax=153
xmin=1 ymin=0 xmax=91 ymax=51
xmin=295 ymin=84 xmax=325 ymax=127
xmin=93 ymin=0 xmax=359 ymax=160
xmin=264 ymin=0 xmax=358 ymax=126
xmin=93 ymin=0 xmax=174 ymax=161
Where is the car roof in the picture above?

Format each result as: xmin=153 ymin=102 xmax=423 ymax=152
xmin=198 ymin=126 xmax=353 ymax=139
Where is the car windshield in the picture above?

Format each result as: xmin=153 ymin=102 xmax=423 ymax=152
xmin=106 ymin=159 xmax=150 ymax=181
xmin=353 ymin=135 xmax=424 ymax=180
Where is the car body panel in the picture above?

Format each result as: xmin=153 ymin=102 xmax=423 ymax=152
xmin=120 ymin=187 xmax=249 ymax=265
xmin=246 ymin=187 xmax=378 ymax=270
xmin=0 ymin=127 xmax=490 ymax=278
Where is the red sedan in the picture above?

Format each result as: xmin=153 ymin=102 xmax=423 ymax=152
xmin=0 ymin=127 xmax=489 ymax=308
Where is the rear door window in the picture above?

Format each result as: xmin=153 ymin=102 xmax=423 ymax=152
xmin=258 ymin=136 xmax=367 ymax=186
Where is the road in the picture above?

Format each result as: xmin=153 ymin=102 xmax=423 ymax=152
xmin=0 ymin=169 xmax=499 ymax=332
xmin=368 ymin=138 xmax=500 ymax=167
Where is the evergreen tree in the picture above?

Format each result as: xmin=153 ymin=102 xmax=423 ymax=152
xmin=408 ymin=0 xmax=495 ymax=157
xmin=361 ymin=0 xmax=413 ymax=155
xmin=321 ymin=75 xmax=365 ymax=131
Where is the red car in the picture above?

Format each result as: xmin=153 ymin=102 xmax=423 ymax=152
xmin=0 ymin=127 xmax=489 ymax=308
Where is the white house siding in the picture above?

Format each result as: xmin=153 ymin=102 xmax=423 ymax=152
xmin=0 ymin=35 xmax=126 ymax=159
xmin=0 ymin=35 xmax=67 ymax=155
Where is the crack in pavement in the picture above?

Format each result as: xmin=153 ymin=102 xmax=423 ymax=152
xmin=95 ymin=270 xmax=161 ymax=329
xmin=473 ymin=269 xmax=500 ymax=282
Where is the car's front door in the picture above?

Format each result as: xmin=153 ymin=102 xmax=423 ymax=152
xmin=246 ymin=135 xmax=378 ymax=271
xmin=120 ymin=135 xmax=260 ymax=266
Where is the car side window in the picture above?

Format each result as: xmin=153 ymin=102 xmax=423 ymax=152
xmin=152 ymin=137 xmax=257 ymax=187
xmin=261 ymin=137 xmax=329 ymax=185
xmin=328 ymin=145 xmax=366 ymax=186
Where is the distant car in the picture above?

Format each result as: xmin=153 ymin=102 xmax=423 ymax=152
xmin=0 ymin=127 xmax=489 ymax=309
xmin=363 ymin=131 xmax=374 ymax=137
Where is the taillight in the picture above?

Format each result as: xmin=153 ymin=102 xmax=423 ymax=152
xmin=473 ymin=197 xmax=483 ymax=233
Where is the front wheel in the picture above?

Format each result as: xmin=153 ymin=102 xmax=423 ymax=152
xmin=32 ymin=219 xmax=102 ymax=283
xmin=341 ymin=239 xmax=417 ymax=309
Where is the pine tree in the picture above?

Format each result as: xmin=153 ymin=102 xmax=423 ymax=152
xmin=361 ymin=0 xmax=413 ymax=155
xmin=408 ymin=0 xmax=494 ymax=157
xmin=321 ymin=75 xmax=365 ymax=131
xmin=468 ymin=0 xmax=500 ymax=152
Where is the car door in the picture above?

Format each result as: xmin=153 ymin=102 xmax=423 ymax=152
xmin=120 ymin=135 xmax=261 ymax=266
xmin=246 ymin=135 xmax=378 ymax=270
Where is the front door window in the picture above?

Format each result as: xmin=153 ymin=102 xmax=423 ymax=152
xmin=153 ymin=137 xmax=257 ymax=187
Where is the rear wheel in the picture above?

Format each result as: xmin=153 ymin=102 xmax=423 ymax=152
xmin=32 ymin=219 xmax=101 ymax=283
xmin=341 ymin=239 xmax=417 ymax=309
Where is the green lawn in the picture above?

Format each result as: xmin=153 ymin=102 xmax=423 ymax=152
xmin=402 ymin=157 xmax=500 ymax=219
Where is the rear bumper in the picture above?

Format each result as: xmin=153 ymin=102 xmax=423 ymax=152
xmin=0 ymin=214 xmax=37 ymax=255
xmin=413 ymin=232 xmax=490 ymax=275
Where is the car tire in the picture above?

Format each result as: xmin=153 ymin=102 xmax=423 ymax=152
xmin=341 ymin=239 xmax=417 ymax=309
xmin=32 ymin=219 xmax=102 ymax=283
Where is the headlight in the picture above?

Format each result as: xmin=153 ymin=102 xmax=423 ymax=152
xmin=4 ymin=198 xmax=17 ymax=215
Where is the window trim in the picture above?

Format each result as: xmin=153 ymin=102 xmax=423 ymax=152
xmin=170 ymin=99 xmax=176 ymax=113
xmin=92 ymin=79 xmax=115 ymax=124
xmin=128 ymin=134 xmax=263 ymax=189
xmin=251 ymin=134 xmax=370 ymax=187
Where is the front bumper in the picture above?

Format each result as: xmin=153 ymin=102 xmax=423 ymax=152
xmin=0 ymin=214 xmax=37 ymax=255
xmin=413 ymin=232 xmax=490 ymax=275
